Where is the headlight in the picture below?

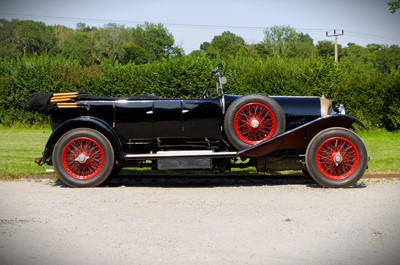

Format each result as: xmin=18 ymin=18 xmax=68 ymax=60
xmin=333 ymin=104 xmax=346 ymax=115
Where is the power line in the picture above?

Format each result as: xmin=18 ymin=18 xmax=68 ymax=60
xmin=0 ymin=12 xmax=144 ymax=26
xmin=0 ymin=12 xmax=261 ymax=29
xmin=2 ymin=12 xmax=399 ymax=46
xmin=0 ymin=12 xmax=328 ymax=32
xmin=345 ymin=30 xmax=400 ymax=43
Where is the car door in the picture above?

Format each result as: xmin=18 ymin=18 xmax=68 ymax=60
xmin=114 ymin=100 xmax=154 ymax=142
xmin=182 ymin=98 xmax=221 ymax=139
xmin=153 ymin=99 xmax=183 ymax=138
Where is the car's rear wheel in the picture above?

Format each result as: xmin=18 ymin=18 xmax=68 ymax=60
xmin=305 ymin=127 xmax=368 ymax=188
xmin=53 ymin=128 xmax=114 ymax=188
xmin=224 ymin=94 xmax=285 ymax=150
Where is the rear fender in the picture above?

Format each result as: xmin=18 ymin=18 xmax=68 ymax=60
xmin=239 ymin=115 xmax=367 ymax=158
xmin=41 ymin=117 xmax=123 ymax=165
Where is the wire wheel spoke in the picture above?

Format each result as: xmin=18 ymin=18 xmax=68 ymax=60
xmin=316 ymin=137 xmax=359 ymax=180
xmin=234 ymin=102 xmax=276 ymax=145
xmin=61 ymin=137 xmax=104 ymax=180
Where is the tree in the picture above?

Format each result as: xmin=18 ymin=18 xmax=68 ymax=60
xmin=364 ymin=43 xmax=400 ymax=74
xmin=251 ymin=43 xmax=270 ymax=57
xmin=375 ymin=45 xmax=400 ymax=72
xmin=0 ymin=19 xmax=20 ymax=57
xmin=61 ymin=29 xmax=92 ymax=65
xmin=341 ymin=43 xmax=373 ymax=63
xmin=140 ymin=23 xmax=176 ymax=61
xmin=92 ymin=23 xmax=132 ymax=63
xmin=200 ymin=41 xmax=211 ymax=51
xmin=200 ymin=31 xmax=246 ymax=57
xmin=295 ymin=34 xmax=317 ymax=58
xmin=263 ymin=25 xmax=316 ymax=58
xmin=317 ymin=40 xmax=338 ymax=58
xmin=0 ymin=19 xmax=55 ymax=56
xmin=388 ymin=0 xmax=400 ymax=13
xmin=122 ymin=42 xmax=149 ymax=64
xmin=210 ymin=31 xmax=245 ymax=51
xmin=382 ymin=67 xmax=400 ymax=130
xmin=75 ymin=22 xmax=96 ymax=32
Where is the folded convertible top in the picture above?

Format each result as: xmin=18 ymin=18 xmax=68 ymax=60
xmin=29 ymin=92 xmax=158 ymax=114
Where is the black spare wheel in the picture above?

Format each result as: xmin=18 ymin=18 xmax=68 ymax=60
xmin=224 ymin=94 xmax=286 ymax=150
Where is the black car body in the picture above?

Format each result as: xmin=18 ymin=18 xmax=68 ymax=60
xmin=30 ymin=69 xmax=368 ymax=188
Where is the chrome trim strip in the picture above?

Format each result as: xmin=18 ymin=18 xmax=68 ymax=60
xmin=125 ymin=150 xmax=238 ymax=159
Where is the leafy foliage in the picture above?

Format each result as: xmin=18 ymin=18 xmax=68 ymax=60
xmin=0 ymin=20 xmax=181 ymax=65
xmin=262 ymin=25 xmax=316 ymax=58
xmin=0 ymin=19 xmax=399 ymax=130
xmin=200 ymin=31 xmax=246 ymax=58
xmin=388 ymin=0 xmax=400 ymax=13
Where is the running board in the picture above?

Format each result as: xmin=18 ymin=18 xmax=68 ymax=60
xmin=125 ymin=150 xmax=238 ymax=160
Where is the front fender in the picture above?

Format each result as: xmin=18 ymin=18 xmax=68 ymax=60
xmin=239 ymin=115 xmax=367 ymax=158
xmin=41 ymin=116 xmax=123 ymax=165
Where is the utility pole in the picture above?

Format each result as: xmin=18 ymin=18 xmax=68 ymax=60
xmin=326 ymin=30 xmax=344 ymax=63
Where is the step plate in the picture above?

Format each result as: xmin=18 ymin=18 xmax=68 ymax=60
xmin=157 ymin=158 xmax=211 ymax=170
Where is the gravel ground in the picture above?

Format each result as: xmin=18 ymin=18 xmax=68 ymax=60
xmin=0 ymin=176 xmax=399 ymax=265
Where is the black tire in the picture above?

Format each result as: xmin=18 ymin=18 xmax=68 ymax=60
xmin=305 ymin=127 xmax=368 ymax=188
xmin=224 ymin=94 xmax=286 ymax=150
xmin=109 ymin=165 xmax=122 ymax=178
xmin=52 ymin=128 xmax=115 ymax=188
xmin=302 ymin=169 xmax=312 ymax=179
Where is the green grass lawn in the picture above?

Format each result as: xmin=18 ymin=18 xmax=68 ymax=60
xmin=0 ymin=126 xmax=399 ymax=178
xmin=0 ymin=126 xmax=53 ymax=178
xmin=358 ymin=129 xmax=400 ymax=173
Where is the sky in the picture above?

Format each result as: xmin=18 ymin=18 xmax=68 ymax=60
xmin=1 ymin=0 xmax=400 ymax=53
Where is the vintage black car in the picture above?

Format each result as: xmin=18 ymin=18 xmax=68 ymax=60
xmin=30 ymin=68 xmax=368 ymax=188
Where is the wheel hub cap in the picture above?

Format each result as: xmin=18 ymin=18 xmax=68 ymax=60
xmin=333 ymin=152 xmax=343 ymax=166
xmin=316 ymin=137 xmax=360 ymax=180
xmin=75 ymin=154 xmax=89 ymax=164
xmin=233 ymin=102 xmax=277 ymax=145
xmin=250 ymin=119 xmax=260 ymax=129
xmin=61 ymin=137 xmax=105 ymax=180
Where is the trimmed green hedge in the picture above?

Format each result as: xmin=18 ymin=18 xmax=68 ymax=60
xmin=0 ymin=54 xmax=399 ymax=130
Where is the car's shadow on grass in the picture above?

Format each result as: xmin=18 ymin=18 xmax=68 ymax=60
xmin=53 ymin=172 xmax=367 ymax=189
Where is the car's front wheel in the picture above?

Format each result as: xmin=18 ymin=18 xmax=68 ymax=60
xmin=52 ymin=128 xmax=114 ymax=188
xmin=305 ymin=127 xmax=368 ymax=188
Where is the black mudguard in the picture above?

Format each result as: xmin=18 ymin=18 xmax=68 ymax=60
xmin=38 ymin=117 xmax=122 ymax=165
xmin=239 ymin=115 xmax=367 ymax=158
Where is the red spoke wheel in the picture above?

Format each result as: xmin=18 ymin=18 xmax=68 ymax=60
xmin=53 ymin=128 xmax=114 ymax=188
xmin=306 ymin=127 xmax=368 ymax=188
xmin=316 ymin=137 xmax=359 ymax=180
xmin=61 ymin=137 xmax=105 ymax=180
xmin=233 ymin=102 xmax=277 ymax=145
xmin=224 ymin=94 xmax=285 ymax=150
